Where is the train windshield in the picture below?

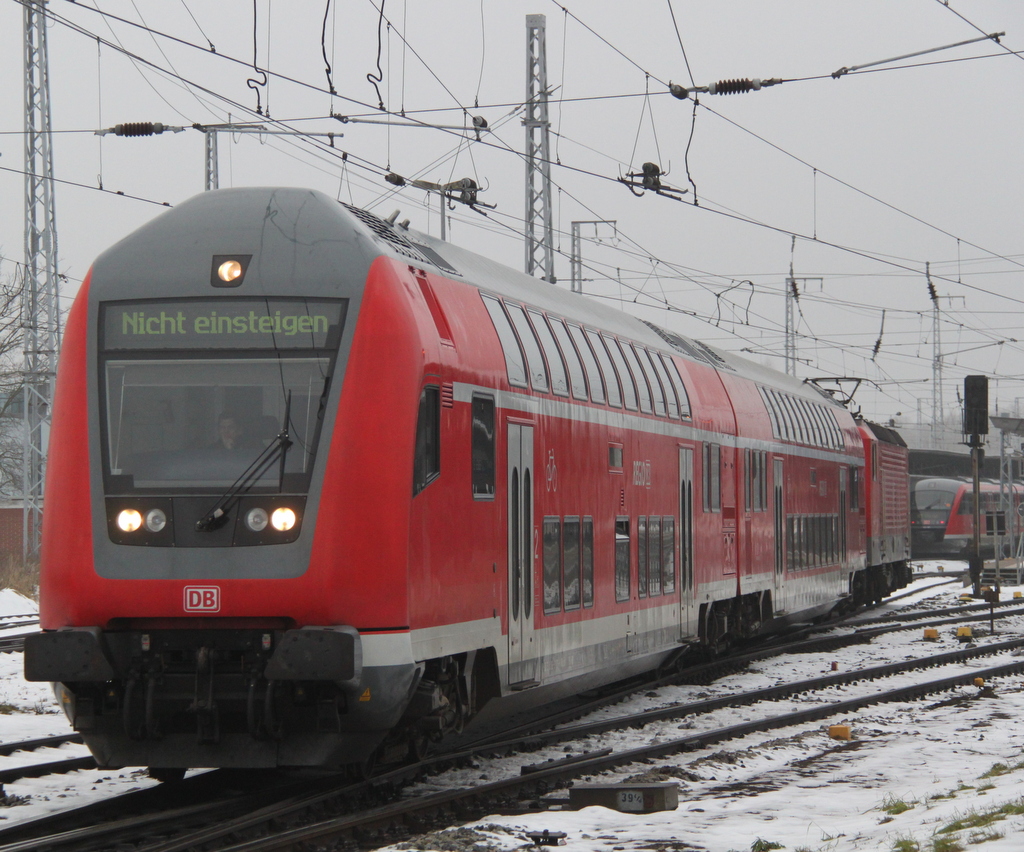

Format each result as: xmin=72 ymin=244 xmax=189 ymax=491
xmin=911 ymin=486 xmax=957 ymax=522
xmin=100 ymin=298 xmax=345 ymax=492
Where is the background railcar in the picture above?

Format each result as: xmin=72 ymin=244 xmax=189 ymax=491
xmin=911 ymin=477 xmax=1022 ymax=559
xmin=26 ymin=188 xmax=907 ymax=775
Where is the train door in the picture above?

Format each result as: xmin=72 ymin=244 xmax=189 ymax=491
xmin=840 ymin=467 xmax=848 ymax=562
xmin=773 ymin=458 xmax=785 ymax=613
xmin=507 ymin=422 xmax=537 ymax=688
xmin=678 ymin=447 xmax=696 ymax=638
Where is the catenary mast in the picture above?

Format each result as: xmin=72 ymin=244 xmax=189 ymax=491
xmin=525 ymin=14 xmax=555 ymax=284
xmin=23 ymin=0 xmax=62 ymax=560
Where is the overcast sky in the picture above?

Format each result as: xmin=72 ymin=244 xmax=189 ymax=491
xmin=2 ymin=1 xmax=1023 ymax=434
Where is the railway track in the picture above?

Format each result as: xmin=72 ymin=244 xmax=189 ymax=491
xmin=103 ymin=646 xmax=1024 ymax=852
xmin=0 ymin=577 xmax=1015 ymax=852
xmin=4 ymin=592 xmax=1023 ymax=852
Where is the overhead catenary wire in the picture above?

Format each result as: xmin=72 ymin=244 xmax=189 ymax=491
xmin=15 ymin=0 xmax=1024 ymax=405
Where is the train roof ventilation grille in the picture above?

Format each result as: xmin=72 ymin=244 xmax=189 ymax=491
xmin=404 ymin=239 xmax=461 ymax=277
xmin=640 ymin=321 xmax=713 ymax=366
xmin=692 ymin=341 xmax=733 ymax=371
xmin=342 ymin=203 xmax=434 ymax=266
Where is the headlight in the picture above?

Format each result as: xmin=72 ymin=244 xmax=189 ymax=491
xmin=145 ymin=508 xmax=167 ymax=533
xmin=245 ymin=507 xmax=269 ymax=532
xmin=117 ymin=509 xmax=143 ymax=532
xmin=271 ymin=507 xmax=297 ymax=532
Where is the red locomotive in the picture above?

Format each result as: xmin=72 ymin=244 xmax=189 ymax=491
xmin=26 ymin=188 xmax=910 ymax=777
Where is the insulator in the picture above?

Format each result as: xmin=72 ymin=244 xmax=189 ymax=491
xmin=708 ymin=78 xmax=760 ymax=96
xmin=472 ymin=115 xmax=488 ymax=130
xmin=385 ymin=172 xmax=406 ymax=187
xmin=669 ymin=82 xmax=689 ymax=100
xmin=113 ymin=122 xmax=167 ymax=137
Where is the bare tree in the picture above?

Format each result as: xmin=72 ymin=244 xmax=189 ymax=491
xmin=0 ymin=260 xmax=29 ymax=499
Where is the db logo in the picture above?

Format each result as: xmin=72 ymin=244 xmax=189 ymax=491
xmin=184 ymin=586 xmax=221 ymax=613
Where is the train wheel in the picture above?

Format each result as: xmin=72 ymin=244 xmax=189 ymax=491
xmin=408 ymin=731 xmax=430 ymax=762
xmin=148 ymin=767 xmax=186 ymax=784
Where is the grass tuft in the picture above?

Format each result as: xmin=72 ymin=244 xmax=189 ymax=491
xmin=0 ymin=555 xmax=38 ymax=600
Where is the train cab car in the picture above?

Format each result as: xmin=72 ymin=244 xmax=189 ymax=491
xmin=26 ymin=187 xmax=898 ymax=775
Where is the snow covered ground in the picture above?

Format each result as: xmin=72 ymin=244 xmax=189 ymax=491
xmin=3 ymin=563 xmax=1024 ymax=852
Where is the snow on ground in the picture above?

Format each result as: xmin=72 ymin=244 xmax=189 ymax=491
xmin=0 ymin=587 xmax=160 ymax=821
xmin=3 ymin=562 xmax=1024 ymax=851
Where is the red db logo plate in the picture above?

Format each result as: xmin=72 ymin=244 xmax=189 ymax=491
xmin=184 ymin=586 xmax=221 ymax=613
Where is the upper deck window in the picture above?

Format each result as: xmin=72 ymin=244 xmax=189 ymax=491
xmin=100 ymin=298 xmax=345 ymax=494
xmin=549 ymin=318 xmax=589 ymax=401
xmin=505 ymin=303 xmax=549 ymax=392
xmin=569 ymin=325 xmax=605 ymax=404
xmin=602 ymin=335 xmax=637 ymax=410
xmin=482 ymin=295 xmax=527 ymax=388
xmin=620 ymin=342 xmax=653 ymax=414
xmin=528 ymin=309 xmax=568 ymax=397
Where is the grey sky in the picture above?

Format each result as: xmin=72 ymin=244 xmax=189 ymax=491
xmin=1 ymin=1 xmax=1022 ymax=431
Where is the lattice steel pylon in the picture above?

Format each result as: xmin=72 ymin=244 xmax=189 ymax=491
xmin=23 ymin=0 xmax=62 ymax=561
xmin=524 ymin=14 xmax=555 ymax=284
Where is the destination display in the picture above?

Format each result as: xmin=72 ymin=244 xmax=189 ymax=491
xmin=102 ymin=298 xmax=347 ymax=350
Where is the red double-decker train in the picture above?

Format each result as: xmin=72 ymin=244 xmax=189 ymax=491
xmin=26 ymin=187 xmax=910 ymax=778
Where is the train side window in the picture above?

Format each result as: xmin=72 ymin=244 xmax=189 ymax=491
xmin=635 ymin=346 xmax=666 ymax=416
xmin=648 ymin=351 xmax=678 ymax=418
xmin=757 ymin=452 xmax=768 ymax=511
xmin=786 ymin=517 xmax=795 ymax=572
xmin=779 ymin=394 xmax=804 ymax=443
xmin=637 ymin=516 xmax=648 ymax=598
xmin=744 ymin=448 xmax=752 ymax=512
xmin=805 ymin=400 xmax=826 ymax=448
xmin=660 ymin=354 xmax=692 ymax=418
xmin=563 ymin=516 xmax=581 ymax=610
xmin=640 ymin=348 xmax=669 ymax=417
xmin=413 ymin=385 xmax=441 ymax=496
xmin=471 ymin=394 xmax=495 ymax=499
xmin=872 ymin=444 xmax=879 ymax=480
xmin=766 ymin=389 xmax=788 ymax=441
xmin=528 ymin=309 xmax=569 ymax=397
xmin=826 ymin=408 xmax=844 ymax=449
xmin=615 ymin=517 xmax=630 ymax=602
xmin=662 ymin=516 xmax=675 ymax=594
xmin=808 ymin=403 xmax=830 ymax=449
xmin=505 ymin=303 xmax=549 ymax=392
xmin=585 ymin=328 xmax=622 ymax=408
xmin=603 ymin=335 xmax=638 ymax=410
xmin=647 ymin=516 xmax=662 ymax=596
xmin=543 ymin=517 xmax=562 ymax=614
xmin=703 ymin=443 xmax=721 ymax=512
xmin=620 ymin=343 xmax=653 ymax=414
xmin=569 ymin=324 xmax=606 ymax=404
xmin=582 ymin=517 xmax=594 ymax=607
xmin=481 ymin=295 xmax=527 ymax=388
xmin=548 ymin=318 xmax=588 ymax=401
xmin=850 ymin=467 xmax=861 ymax=510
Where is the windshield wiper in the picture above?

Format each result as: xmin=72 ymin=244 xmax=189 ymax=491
xmin=196 ymin=394 xmax=293 ymax=532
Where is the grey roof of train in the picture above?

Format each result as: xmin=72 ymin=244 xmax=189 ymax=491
xmin=390 ymin=204 xmax=840 ymax=408
xmin=91 ymin=186 xmax=840 ymax=410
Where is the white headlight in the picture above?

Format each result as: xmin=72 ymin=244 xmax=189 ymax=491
xmin=271 ymin=507 xmax=297 ymax=532
xmin=217 ymin=259 xmax=243 ymax=282
xmin=145 ymin=508 xmax=167 ymax=533
xmin=117 ymin=509 xmax=143 ymax=532
xmin=246 ymin=507 xmax=269 ymax=532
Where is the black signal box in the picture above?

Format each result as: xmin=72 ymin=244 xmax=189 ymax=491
xmin=964 ymin=375 xmax=989 ymax=435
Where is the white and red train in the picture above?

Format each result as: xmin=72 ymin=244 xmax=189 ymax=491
xmin=26 ymin=188 xmax=910 ymax=776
